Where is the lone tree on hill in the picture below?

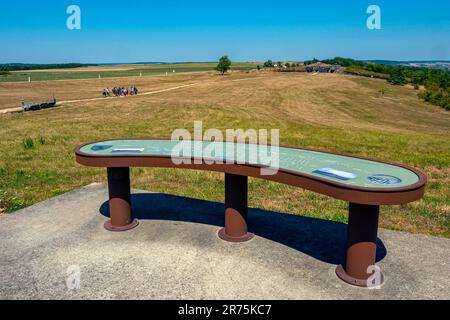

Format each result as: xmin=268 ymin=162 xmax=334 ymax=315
xmin=216 ymin=56 xmax=232 ymax=75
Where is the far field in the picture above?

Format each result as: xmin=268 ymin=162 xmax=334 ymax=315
xmin=0 ymin=70 xmax=449 ymax=238
xmin=0 ymin=62 xmax=258 ymax=83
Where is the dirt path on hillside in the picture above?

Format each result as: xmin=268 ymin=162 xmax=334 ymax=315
xmin=0 ymin=75 xmax=264 ymax=115
xmin=58 ymin=83 xmax=199 ymax=104
xmin=0 ymin=83 xmax=200 ymax=115
xmin=0 ymin=107 xmax=23 ymax=114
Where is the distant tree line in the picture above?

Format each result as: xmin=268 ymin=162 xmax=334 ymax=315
xmin=263 ymin=60 xmax=302 ymax=68
xmin=0 ymin=63 xmax=97 ymax=71
xmin=306 ymin=57 xmax=449 ymax=110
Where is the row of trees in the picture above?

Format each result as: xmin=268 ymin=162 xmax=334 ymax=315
xmin=0 ymin=63 xmax=95 ymax=71
xmin=313 ymin=57 xmax=365 ymax=67
xmin=364 ymin=64 xmax=449 ymax=110
xmin=216 ymin=57 xmax=303 ymax=75
xmin=263 ymin=60 xmax=302 ymax=68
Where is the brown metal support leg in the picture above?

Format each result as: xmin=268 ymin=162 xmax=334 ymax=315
xmin=218 ymin=173 xmax=254 ymax=242
xmin=104 ymin=167 xmax=139 ymax=232
xmin=336 ymin=203 xmax=384 ymax=287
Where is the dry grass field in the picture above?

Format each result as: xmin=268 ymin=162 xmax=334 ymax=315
xmin=0 ymin=71 xmax=263 ymax=111
xmin=1 ymin=62 xmax=258 ymax=83
xmin=1 ymin=71 xmax=449 ymax=237
xmin=0 ymin=72 xmax=218 ymax=110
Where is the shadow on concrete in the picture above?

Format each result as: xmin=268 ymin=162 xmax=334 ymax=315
xmin=100 ymin=193 xmax=387 ymax=265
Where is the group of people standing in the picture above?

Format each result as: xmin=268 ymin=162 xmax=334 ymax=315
xmin=102 ymin=86 xmax=139 ymax=97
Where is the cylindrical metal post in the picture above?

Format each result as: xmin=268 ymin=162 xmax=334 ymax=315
xmin=218 ymin=173 xmax=254 ymax=242
xmin=336 ymin=203 xmax=384 ymax=287
xmin=104 ymin=167 xmax=139 ymax=231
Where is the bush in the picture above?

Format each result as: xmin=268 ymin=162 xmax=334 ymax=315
xmin=22 ymin=137 xmax=34 ymax=149
xmin=379 ymin=87 xmax=388 ymax=96
xmin=38 ymin=136 xmax=46 ymax=145
xmin=418 ymin=90 xmax=450 ymax=110
xmin=304 ymin=58 xmax=320 ymax=65
xmin=263 ymin=60 xmax=274 ymax=68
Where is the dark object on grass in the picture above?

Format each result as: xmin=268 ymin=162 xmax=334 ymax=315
xmin=21 ymin=96 xmax=57 ymax=112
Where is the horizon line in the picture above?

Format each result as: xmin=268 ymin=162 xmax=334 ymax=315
xmin=2 ymin=59 xmax=450 ymax=65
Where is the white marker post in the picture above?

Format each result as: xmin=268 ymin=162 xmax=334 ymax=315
xmin=98 ymin=74 xmax=101 ymax=79
xmin=28 ymin=77 xmax=31 ymax=83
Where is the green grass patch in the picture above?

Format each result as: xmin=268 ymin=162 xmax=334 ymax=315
xmin=0 ymin=73 xmax=448 ymax=238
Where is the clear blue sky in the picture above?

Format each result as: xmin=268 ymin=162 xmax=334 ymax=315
xmin=1 ymin=0 xmax=449 ymax=63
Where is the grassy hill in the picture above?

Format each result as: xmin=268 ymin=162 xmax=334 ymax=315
xmin=0 ymin=71 xmax=449 ymax=237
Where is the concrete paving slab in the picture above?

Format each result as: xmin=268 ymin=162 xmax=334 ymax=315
xmin=0 ymin=183 xmax=449 ymax=300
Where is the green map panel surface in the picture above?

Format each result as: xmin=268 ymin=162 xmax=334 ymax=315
xmin=79 ymin=140 xmax=420 ymax=189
